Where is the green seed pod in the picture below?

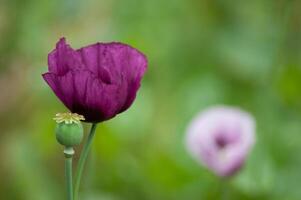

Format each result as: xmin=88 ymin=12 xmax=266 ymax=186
xmin=56 ymin=122 xmax=83 ymax=147
xmin=54 ymin=113 xmax=85 ymax=147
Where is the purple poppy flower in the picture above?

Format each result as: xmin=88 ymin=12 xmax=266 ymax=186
xmin=185 ymin=106 xmax=255 ymax=177
xmin=42 ymin=38 xmax=147 ymax=123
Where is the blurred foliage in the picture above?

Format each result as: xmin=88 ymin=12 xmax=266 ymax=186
xmin=0 ymin=0 xmax=301 ymax=199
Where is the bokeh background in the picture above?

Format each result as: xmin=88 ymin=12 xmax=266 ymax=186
xmin=1 ymin=0 xmax=301 ymax=199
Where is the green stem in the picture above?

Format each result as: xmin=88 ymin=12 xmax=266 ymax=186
xmin=220 ymin=178 xmax=228 ymax=200
xmin=64 ymin=147 xmax=74 ymax=200
xmin=74 ymin=123 xmax=98 ymax=200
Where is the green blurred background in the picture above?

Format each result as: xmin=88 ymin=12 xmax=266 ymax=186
xmin=1 ymin=0 xmax=301 ymax=199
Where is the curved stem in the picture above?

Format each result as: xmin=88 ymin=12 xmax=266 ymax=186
xmin=74 ymin=123 xmax=98 ymax=200
xmin=64 ymin=147 xmax=74 ymax=200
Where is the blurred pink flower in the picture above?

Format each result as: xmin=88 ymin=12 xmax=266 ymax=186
xmin=185 ymin=106 xmax=255 ymax=177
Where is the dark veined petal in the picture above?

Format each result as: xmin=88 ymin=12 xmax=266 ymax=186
xmin=119 ymin=75 xmax=143 ymax=112
xmin=44 ymin=70 xmax=127 ymax=122
xmin=71 ymin=71 xmax=124 ymax=122
xmin=42 ymin=72 xmax=75 ymax=110
xmin=77 ymin=43 xmax=113 ymax=84
xmin=112 ymin=43 xmax=147 ymax=112
xmin=77 ymin=42 xmax=147 ymax=113
xmin=48 ymin=38 xmax=83 ymax=75
xmin=77 ymin=42 xmax=147 ymax=83
xmin=84 ymin=79 xmax=122 ymax=122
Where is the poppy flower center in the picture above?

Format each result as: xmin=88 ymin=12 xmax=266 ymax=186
xmin=215 ymin=136 xmax=228 ymax=149
xmin=215 ymin=130 xmax=240 ymax=149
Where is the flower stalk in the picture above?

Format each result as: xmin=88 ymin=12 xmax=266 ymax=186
xmin=64 ymin=147 xmax=74 ymax=200
xmin=74 ymin=123 xmax=98 ymax=200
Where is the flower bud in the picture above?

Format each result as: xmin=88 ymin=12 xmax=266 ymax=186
xmin=54 ymin=113 xmax=85 ymax=147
